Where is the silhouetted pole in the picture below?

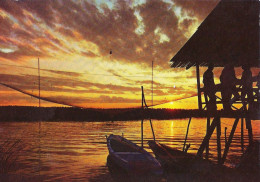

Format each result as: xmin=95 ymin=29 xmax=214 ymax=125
xmin=221 ymin=118 xmax=239 ymax=165
xmin=38 ymin=58 xmax=41 ymax=107
xmin=197 ymin=116 xmax=219 ymax=157
xmin=141 ymin=86 xmax=156 ymax=144
xmin=141 ymin=86 xmax=144 ymax=148
xmin=183 ymin=117 xmax=191 ymax=152
xmin=152 ymin=61 xmax=153 ymax=108
xmin=196 ymin=64 xmax=202 ymax=110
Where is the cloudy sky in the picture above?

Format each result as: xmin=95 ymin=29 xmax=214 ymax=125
xmin=0 ymin=0 xmax=229 ymax=108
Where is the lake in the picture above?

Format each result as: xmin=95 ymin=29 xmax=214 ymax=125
xmin=0 ymin=118 xmax=259 ymax=181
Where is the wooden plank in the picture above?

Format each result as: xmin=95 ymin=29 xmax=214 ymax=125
xmin=197 ymin=116 xmax=219 ymax=157
xmin=221 ymin=118 xmax=239 ymax=164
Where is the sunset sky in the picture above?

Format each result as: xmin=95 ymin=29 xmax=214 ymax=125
xmin=1 ymin=0 xmax=256 ymax=109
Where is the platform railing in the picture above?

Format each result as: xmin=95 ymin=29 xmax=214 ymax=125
xmin=200 ymin=83 xmax=259 ymax=111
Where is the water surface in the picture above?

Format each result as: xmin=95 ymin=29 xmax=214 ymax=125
xmin=0 ymin=118 xmax=259 ymax=181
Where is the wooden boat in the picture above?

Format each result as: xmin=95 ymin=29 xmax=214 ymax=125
xmin=106 ymin=134 xmax=163 ymax=176
xmin=148 ymin=140 xmax=226 ymax=173
xmin=148 ymin=140 xmax=196 ymax=171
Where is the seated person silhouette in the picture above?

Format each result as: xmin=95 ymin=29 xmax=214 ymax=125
xmin=220 ymin=64 xmax=239 ymax=111
xmin=241 ymin=65 xmax=253 ymax=110
xmin=203 ymin=63 xmax=216 ymax=111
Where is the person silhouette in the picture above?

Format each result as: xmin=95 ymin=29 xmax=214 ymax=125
xmin=220 ymin=64 xmax=239 ymax=111
xmin=256 ymin=72 xmax=260 ymax=102
xmin=241 ymin=65 xmax=253 ymax=110
xmin=203 ymin=63 xmax=216 ymax=111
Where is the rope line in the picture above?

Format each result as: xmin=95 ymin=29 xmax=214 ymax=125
xmin=0 ymin=63 xmax=199 ymax=108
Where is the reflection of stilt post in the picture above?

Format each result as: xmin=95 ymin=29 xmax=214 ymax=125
xmin=38 ymin=119 xmax=41 ymax=177
xmin=206 ymin=117 xmax=210 ymax=159
xmin=183 ymin=117 xmax=192 ymax=152
xmin=221 ymin=118 xmax=239 ymax=165
xmin=225 ymin=127 xmax=227 ymax=145
xmin=141 ymin=120 xmax=143 ymax=148
xmin=241 ymin=117 xmax=244 ymax=151
xmin=149 ymin=119 xmax=155 ymax=141
xmin=216 ymin=117 xmax=221 ymax=164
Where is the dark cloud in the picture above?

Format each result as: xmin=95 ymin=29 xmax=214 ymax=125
xmin=0 ymin=0 xmax=210 ymax=67
xmin=179 ymin=18 xmax=196 ymax=30
xmin=174 ymin=0 xmax=220 ymax=20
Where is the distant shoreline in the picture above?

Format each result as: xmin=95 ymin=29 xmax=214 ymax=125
xmin=0 ymin=106 xmax=259 ymax=122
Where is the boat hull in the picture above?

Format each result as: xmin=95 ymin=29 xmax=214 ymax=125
xmin=107 ymin=134 xmax=163 ymax=176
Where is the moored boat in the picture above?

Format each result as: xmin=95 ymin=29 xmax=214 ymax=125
xmin=106 ymin=134 xmax=163 ymax=176
xmin=148 ymin=140 xmax=196 ymax=171
xmin=148 ymin=140 xmax=225 ymax=173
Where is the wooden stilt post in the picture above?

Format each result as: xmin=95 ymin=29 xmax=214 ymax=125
xmin=183 ymin=117 xmax=192 ymax=152
xmin=197 ymin=116 xmax=219 ymax=158
xmin=38 ymin=58 xmax=41 ymax=107
xmin=221 ymin=118 xmax=239 ymax=165
xmin=141 ymin=86 xmax=144 ymax=108
xmin=206 ymin=117 xmax=210 ymax=159
xmin=196 ymin=64 xmax=202 ymax=110
xmin=216 ymin=117 xmax=221 ymax=164
xmin=241 ymin=117 xmax=244 ymax=151
xmin=141 ymin=86 xmax=144 ymax=148
xmin=245 ymin=116 xmax=253 ymax=146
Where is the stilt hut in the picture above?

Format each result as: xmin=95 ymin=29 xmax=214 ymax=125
xmin=170 ymin=0 xmax=259 ymax=111
xmin=169 ymin=0 xmax=260 ymax=164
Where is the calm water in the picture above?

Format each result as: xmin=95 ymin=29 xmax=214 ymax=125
xmin=0 ymin=118 xmax=259 ymax=181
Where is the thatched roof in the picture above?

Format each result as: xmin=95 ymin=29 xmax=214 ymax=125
xmin=170 ymin=0 xmax=259 ymax=69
